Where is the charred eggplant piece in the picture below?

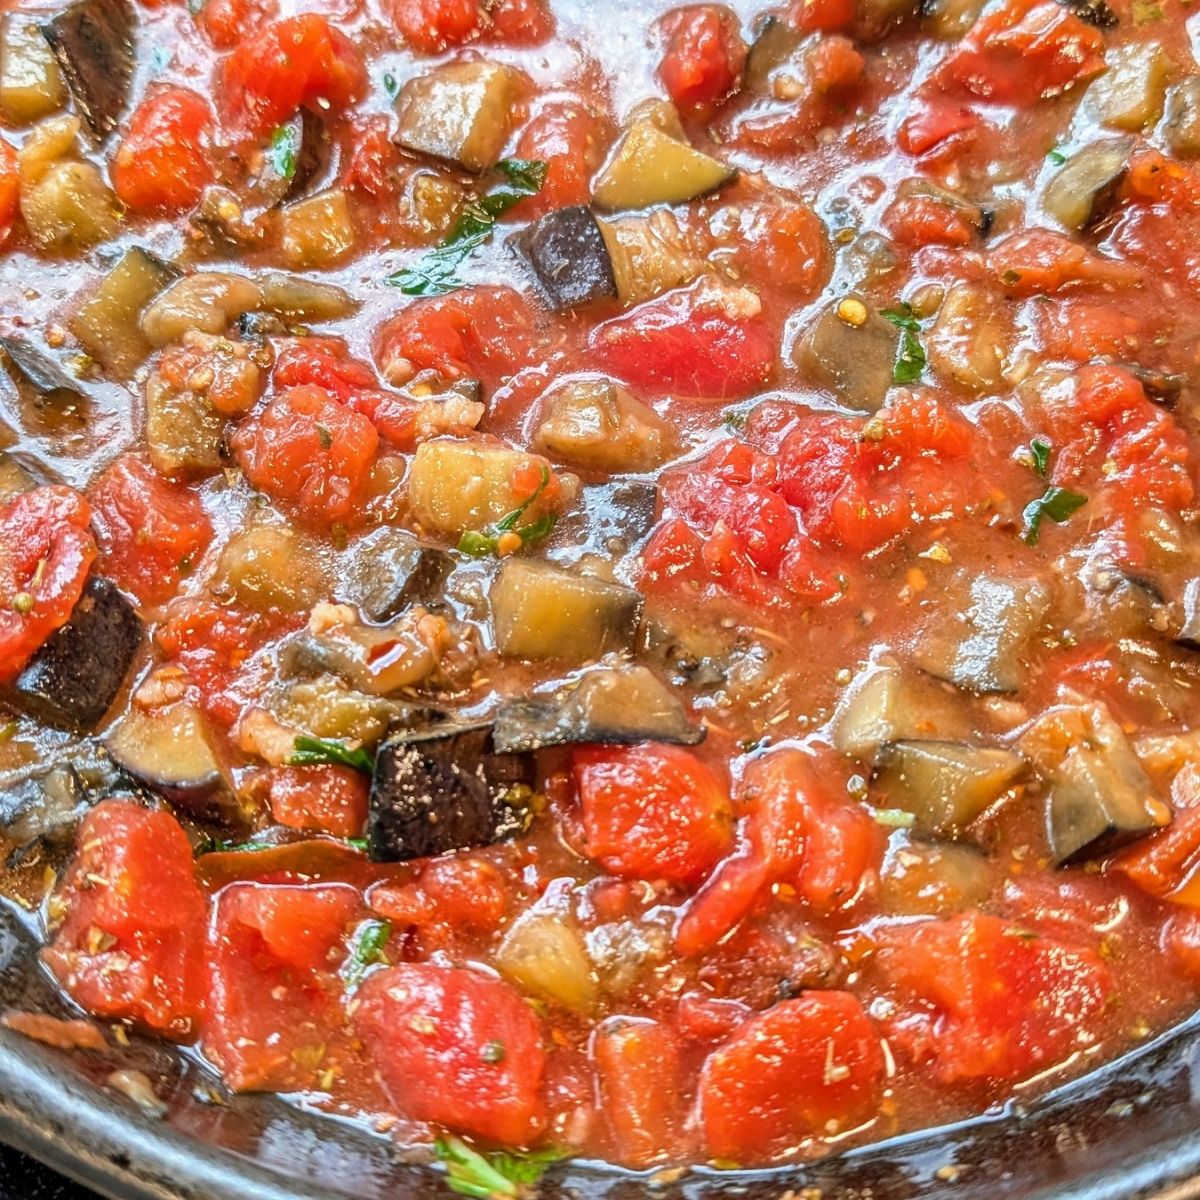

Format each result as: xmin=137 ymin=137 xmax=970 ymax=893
xmin=1056 ymin=0 xmax=1117 ymax=25
xmin=492 ymin=665 xmax=703 ymax=753
xmin=341 ymin=528 xmax=454 ymax=623
xmin=106 ymin=702 xmax=225 ymax=811
xmin=915 ymin=576 xmax=1051 ymax=695
xmin=41 ymin=0 xmax=134 ymax=141
xmin=830 ymin=663 xmax=970 ymax=758
xmin=1019 ymin=701 xmax=1166 ymax=864
xmin=1043 ymin=138 xmax=1133 ymax=232
xmin=5 ymin=576 xmax=142 ymax=730
xmin=0 ymin=335 xmax=86 ymax=402
xmin=0 ymin=763 xmax=87 ymax=851
xmin=0 ymin=450 xmax=45 ymax=504
xmin=490 ymin=559 xmax=643 ymax=663
xmin=872 ymin=740 xmax=1026 ymax=838
xmin=515 ymin=206 xmax=617 ymax=312
xmin=70 ymin=247 xmax=179 ymax=377
xmin=367 ymin=722 xmax=535 ymax=862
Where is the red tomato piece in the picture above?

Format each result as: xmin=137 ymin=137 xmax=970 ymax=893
xmin=111 ymin=87 xmax=214 ymax=212
xmin=354 ymin=964 xmax=547 ymax=1144
xmin=593 ymin=1017 xmax=685 ymax=1166
xmin=199 ymin=0 xmax=280 ymax=48
xmin=43 ymin=801 xmax=207 ymax=1037
xmin=1034 ymin=298 xmax=1144 ymax=362
xmin=0 ymin=137 xmax=18 ymax=245
xmin=513 ymin=102 xmax=609 ymax=218
xmin=697 ymin=991 xmax=883 ymax=1160
xmin=934 ymin=0 xmax=1104 ymax=104
xmin=676 ymin=749 xmax=882 ymax=954
xmin=884 ymin=192 xmax=976 ymax=248
xmin=483 ymin=0 xmax=554 ymax=43
xmin=1115 ymin=764 xmax=1200 ymax=902
xmin=896 ymin=97 xmax=980 ymax=160
xmin=205 ymin=883 xmax=360 ymax=1091
xmin=232 ymin=385 xmax=379 ymax=527
xmin=805 ymin=34 xmax=864 ymax=94
xmin=714 ymin=201 xmax=827 ymax=297
xmin=1109 ymin=205 xmax=1200 ymax=293
xmin=220 ymin=15 xmax=366 ymax=139
xmin=573 ymin=743 xmax=734 ymax=886
xmin=788 ymin=0 xmax=855 ymax=32
xmin=875 ymin=910 xmax=1113 ymax=1083
xmin=273 ymin=337 xmax=378 ymax=400
xmin=342 ymin=115 xmax=400 ymax=196
xmin=88 ymin=455 xmax=212 ymax=607
xmin=390 ymin=0 xmax=480 ymax=52
xmin=268 ymin=765 xmax=370 ymax=840
xmin=658 ymin=5 xmax=747 ymax=113
xmin=589 ymin=283 xmax=774 ymax=400
xmin=1163 ymin=910 xmax=1200 ymax=982
xmin=778 ymin=393 xmax=976 ymax=554
xmin=0 ymin=485 xmax=97 ymax=684
xmin=990 ymin=229 xmax=1140 ymax=296
xmin=369 ymin=855 xmax=511 ymax=935
xmin=375 ymin=287 xmax=541 ymax=389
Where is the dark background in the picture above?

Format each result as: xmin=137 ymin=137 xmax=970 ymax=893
xmin=0 ymin=1142 xmax=97 ymax=1198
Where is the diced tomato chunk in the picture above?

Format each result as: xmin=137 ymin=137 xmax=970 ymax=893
xmin=713 ymin=201 xmax=826 ymax=297
xmin=593 ymin=1017 xmax=685 ymax=1166
xmin=88 ymin=455 xmax=212 ymax=607
xmin=874 ymin=910 xmax=1113 ymax=1083
xmin=788 ymin=0 xmax=854 ymax=32
xmin=369 ymin=855 xmax=511 ymax=935
xmin=342 ymin=116 xmax=400 ymax=197
xmin=778 ymin=393 xmax=976 ymax=554
xmin=884 ymin=192 xmax=976 ymax=248
xmin=111 ymin=87 xmax=213 ymax=212
xmin=513 ymin=102 xmax=609 ymax=219
xmin=990 ymin=229 xmax=1140 ymax=296
xmin=354 ymin=964 xmax=547 ymax=1144
xmin=199 ymin=0 xmax=279 ymax=48
xmin=1034 ymin=298 xmax=1144 ymax=362
xmin=573 ymin=743 xmax=733 ymax=886
xmin=43 ymin=801 xmax=207 ymax=1037
xmin=658 ymin=5 xmax=747 ymax=113
xmin=897 ymin=97 xmax=979 ymax=159
xmin=0 ymin=138 xmax=18 ymax=246
xmin=0 ymin=485 xmax=97 ymax=684
xmin=697 ymin=991 xmax=883 ymax=1159
xmin=1115 ymin=764 xmax=1200 ymax=903
xmin=375 ymin=287 xmax=541 ymax=389
xmin=806 ymin=34 xmax=863 ymax=94
xmin=484 ymin=0 xmax=554 ymax=43
xmin=389 ymin=0 xmax=480 ymax=52
xmin=589 ymin=283 xmax=774 ymax=400
xmin=219 ymin=15 xmax=366 ymax=139
xmin=232 ymin=385 xmax=379 ymax=527
xmin=934 ymin=0 xmax=1104 ymax=104
xmin=205 ymin=883 xmax=360 ymax=1091
xmin=268 ymin=765 xmax=370 ymax=840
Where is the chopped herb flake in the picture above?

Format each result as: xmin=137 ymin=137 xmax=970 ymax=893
xmin=481 ymin=1039 xmax=506 ymax=1064
xmin=1047 ymin=148 xmax=1068 ymax=165
xmin=268 ymin=122 xmax=301 ymax=183
xmin=873 ymin=808 xmax=916 ymax=829
xmin=288 ymin=735 xmax=374 ymax=774
xmin=386 ymin=159 xmax=548 ymax=297
xmin=1021 ymin=487 xmax=1087 ymax=544
xmin=1029 ymin=436 xmax=1052 ymax=478
xmin=881 ymin=303 xmax=926 ymax=385
xmin=458 ymin=465 xmax=556 ymax=557
xmin=342 ymin=919 xmax=391 ymax=990
xmin=434 ymin=1135 xmax=568 ymax=1199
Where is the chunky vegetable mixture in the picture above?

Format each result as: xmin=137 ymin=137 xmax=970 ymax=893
xmin=4 ymin=0 xmax=1200 ymax=1179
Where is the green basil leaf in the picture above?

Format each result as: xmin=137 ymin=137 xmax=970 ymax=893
xmin=288 ymin=735 xmax=374 ymax=774
xmin=268 ymin=122 xmax=301 ymax=182
xmin=434 ymin=1135 xmax=567 ymax=1199
xmin=1029 ymin=436 xmax=1052 ymax=478
xmin=341 ymin=919 xmax=391 ymax=990
xmin=1021 ymin=487 xmax=1087 ymax=544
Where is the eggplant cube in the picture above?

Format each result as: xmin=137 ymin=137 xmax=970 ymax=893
xmin=367 ymin=723 xmax=535 ymax=862
xmin=795 ymin=297 xmax=900 ymax=413
xmin=490 ymin=559 xmax=643 ymax=663
xmin=515 ymin=206 xmax=617 ymax=312
xmin=105 ymin=701 xmax=225 ymax=811
xmin=7 ymin=576 xmax=142 ymax=730
xmin=341 ymin=528 xmax=453 ymax=623
xmin=492 ymin=664 xmax=703 ymax=752
xmin=1019 ymin=701 xmax=1166 ymax=864
xmin=41 ymin=0 xmax=134 ymax=141
xmin=915 ymin=576 xmax=1050 ymax=695
xmin=872 ymin=740 xmax=1026 ymax=838
xmin=394 ymin=61 xmax=519 ymax=173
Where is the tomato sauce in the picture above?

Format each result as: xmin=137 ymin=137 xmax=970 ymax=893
xmin=3 ymin=0 xmax=1200 ymax=1179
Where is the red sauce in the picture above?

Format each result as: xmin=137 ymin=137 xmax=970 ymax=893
xmin=2 ymin=0 xmax=1200 ymax=1177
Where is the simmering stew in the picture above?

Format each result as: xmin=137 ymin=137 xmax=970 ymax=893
xmin=4 ymin=0 xmax=1200 ymax=1181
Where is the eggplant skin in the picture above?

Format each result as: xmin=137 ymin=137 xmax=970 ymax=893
xmin=367 ymin=723 xmax=535 ymax=862
xmin=41 ymin=0 xmax=135 ymax=141
xmin=515 ymin=205 xmax=618 ymax=312
xmin=6 ymin=576 xmax=142 ymax=731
